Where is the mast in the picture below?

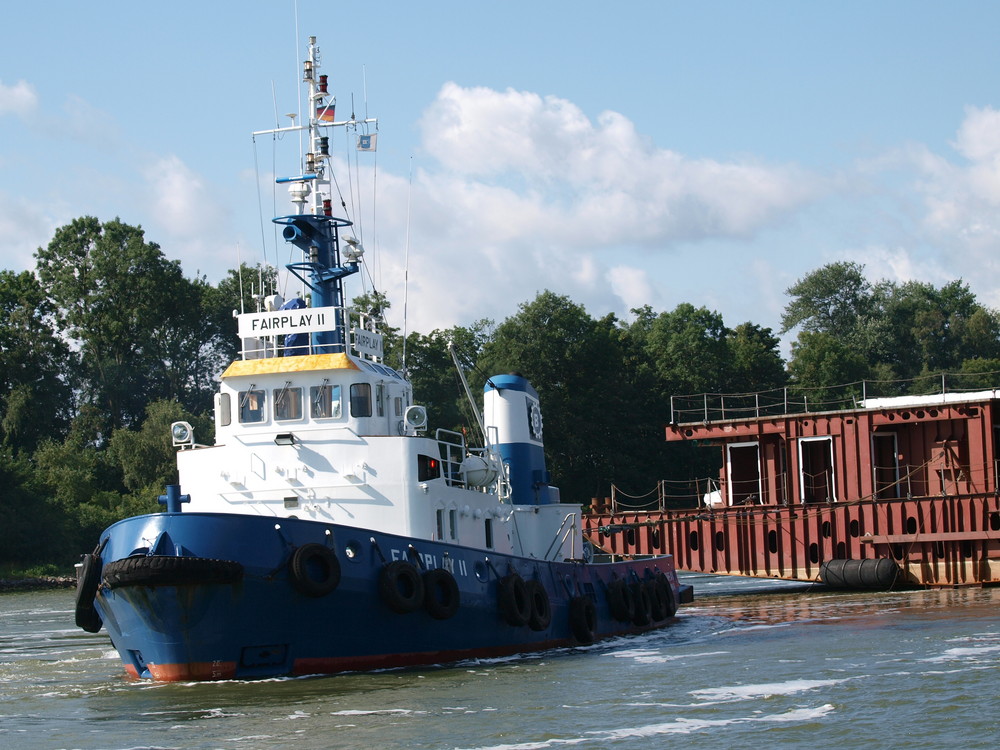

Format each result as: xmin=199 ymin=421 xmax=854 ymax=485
xmin=252 ymin=36 xmax=378 ymax=355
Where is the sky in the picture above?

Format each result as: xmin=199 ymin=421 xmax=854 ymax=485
xmin=4 ymin=1 xmax=1000 ymax=353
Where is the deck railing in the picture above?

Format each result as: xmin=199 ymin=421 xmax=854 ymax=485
xmin=669 ymin=370 xmax=1000 ymax=424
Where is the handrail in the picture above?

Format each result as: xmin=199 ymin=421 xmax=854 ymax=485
xmin=544 ymin=513 xmax=578 ymax=561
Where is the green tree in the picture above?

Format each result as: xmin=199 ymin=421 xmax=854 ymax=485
xmin=202 ymin=262 xmax=279 ymax=366
xmin=781 ymin=261 xmax=873 ymax=337
xmin=403 ymin=321 xmax=494 ymax=432
xmin=108 ymin=399 xmax=212 ymax=497
xmin=0 ymin=450 xmax=65 ymax=563
xmin=0 ymin=270 xmax=72 ymax=452
xmin=725 ymin=322 xmax=787 ymax=393
xmin=787 ymin=331 xmax=870 ymax=409
xmin=644 ymin=303 xmax=731 ymax=396
xmin=34 ymin=217 xmax=216 ymax=437
xmin=477 ymin=291 xmax=632 ymax=503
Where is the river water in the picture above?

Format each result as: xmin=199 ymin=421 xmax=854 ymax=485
xmin=2 ymin=573 xmax=999 ymax=749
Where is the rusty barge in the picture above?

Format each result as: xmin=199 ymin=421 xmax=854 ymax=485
xmin=583 ymin=383 xmax=1000 ymax=588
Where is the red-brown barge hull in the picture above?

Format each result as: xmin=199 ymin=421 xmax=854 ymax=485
xmin=583 ymin=391 xmax=1000 ymax=588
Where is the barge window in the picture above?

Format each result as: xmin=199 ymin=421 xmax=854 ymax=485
xmin=238 ymin=389 xmax=266 ymax=423
xmin=274 ymin=385 xmax=303 ymax=421
xmin=350 ymin=383 xmax=372 ymax=417
xmin=310 ymin=383 xmax=342 ymax=419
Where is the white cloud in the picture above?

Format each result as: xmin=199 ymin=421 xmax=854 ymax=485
xmin=392 ymin=83 xmax=822 ymax=331
xmin=607 ymin=266 xmax=656 ymax=312
xmin=420 ymin=83 xmax=816 ymax=246
xmin=139 ymin=155 xmax=236 ymax=278
xmin=0 ymin=79 xmax=37 ymax=118
xmin=0 ymin=191 xmax=52 ymax=272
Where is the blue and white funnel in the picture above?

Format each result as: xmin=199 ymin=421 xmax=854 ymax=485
xmin=483 ymin=374 xmax=559 ymax=505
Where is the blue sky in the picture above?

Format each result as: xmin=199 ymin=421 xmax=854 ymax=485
xmin=4 ymin=1 xmax=1000 ymax=350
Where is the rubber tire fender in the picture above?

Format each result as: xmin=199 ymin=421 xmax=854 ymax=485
xmin=423 ymin=568 xmax=461 ymax=620
xmin=606 ymin=579 xmax=635 ymax=623
xmin=630 ymin=582 xmax=652 ymax=626
xmin=526 ymin=579 xmax=552 ymax=631
xmin=103 ymin=555 xmax=243 ymax=588
xmin=289 ymin=543 xmax=341 ymax=597
xmin=379 ymin=560 xmax=424 ymax=613
xmin=569 ymin=596 xmax=597 ymax=644
xmin=498 ymin=573 xmax=531 ymax=627
xmin=656 ymin=574 xmax=678 ymax=619
xmin=75 ymin=553 xmax=103 ymax=633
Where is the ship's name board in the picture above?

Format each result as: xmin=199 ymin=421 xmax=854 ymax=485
xmin=390 ymin=548 xmax=468 ymax=577
xmin=237 ymin=306 xmax=339 ymax=339
xmin=353 ymin=329 xmax=384 ymax=358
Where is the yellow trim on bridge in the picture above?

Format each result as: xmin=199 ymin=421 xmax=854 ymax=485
xmin=221 ymin=353 xmax=360 ymax=378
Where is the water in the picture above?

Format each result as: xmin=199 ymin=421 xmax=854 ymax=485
xmin=3 ymin=574 xmax=999 ymax=749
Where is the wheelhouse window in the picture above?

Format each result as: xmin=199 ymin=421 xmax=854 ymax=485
xmin=310 ymin=383 xmax=342 ymax=419
xmin=274 ymin=385 xmax=303 ymax=421
xmin=376 ymin=383 xmax=385 ymax=417
xmin=239 ymin=389 xmax=266 ymax=423
xmin=350 ymin=383 xmax=372 ymax=417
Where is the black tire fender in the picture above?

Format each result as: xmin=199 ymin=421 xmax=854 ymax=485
xmin=606 ymin=579 xmax=634 ymax=623
xmin=289 ymin=543 xmax=341 ymax=597
xmin=74 ymin=553 xmax=103 ymax=633
xmin=630 ymin=582 xmax=652 ymax=626
xmin=103 ymin=555 xmax=243 ymax=589
xmin=379 ymin=560 xmax=424 ymax=613
xmin=526 ymin=579 xmax=552 ymax=631
xmin=569 ymin=596 xmax=597 ymax=644
xmin=497 ymin=573 xmax=531 ymax=626
xmin=423 ymin=567 xmax=461 ymax=620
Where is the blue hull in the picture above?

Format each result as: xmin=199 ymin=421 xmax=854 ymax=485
xmin=91 ymin=511 xmax=689 ymax=681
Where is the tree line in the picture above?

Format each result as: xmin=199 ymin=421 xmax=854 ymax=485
xmin=3 ymin=218 xmax=1000 ymax=567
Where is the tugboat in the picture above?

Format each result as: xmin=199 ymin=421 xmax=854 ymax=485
xmin=73 ymin=36 xmax=691 ymax=681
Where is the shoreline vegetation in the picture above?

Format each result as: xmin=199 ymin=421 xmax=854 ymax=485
xmin=0 ymin=576 xmax=75 ymax=592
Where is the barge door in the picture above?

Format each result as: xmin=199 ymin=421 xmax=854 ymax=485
xmin=726 ymin=442 xmax=762 ymax=505
xmin=872 ymin=432 xmax=900 ymax=499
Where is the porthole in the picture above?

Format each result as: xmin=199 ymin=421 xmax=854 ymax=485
xmin=344 ymin=541 xmax=362 ymax=561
